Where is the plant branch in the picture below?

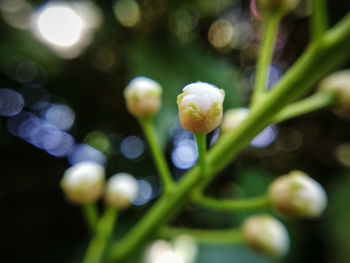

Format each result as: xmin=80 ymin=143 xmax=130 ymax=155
xmin=83 ymin=206 xmax=118 ymax=263
xmin=195 ymin=134 xmax=207 ymax=177
xmin=158 ymin=226 xmax=244 ymax=245
xmin=201 ymin=12 xmax=350 ymax=189
xmin=251 ymin=11 xmax=282 ymax=105
xmin=82 ymin=203 xmax=99 ymax=233
xmin=138 ymin=117 xmax=173 ymax=193
xmin=192 ymin=194 xmax=270 ymax=212
xmin=273 ymin=91 xmax=336 ymax=123
xmin=108 ymin=12 xmax=350 ymax=262
xmin=311 ymin=0 xmax=329 ymax=42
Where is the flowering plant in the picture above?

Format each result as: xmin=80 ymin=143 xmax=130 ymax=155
xmin=55 ymin=1 xmax=350 ymax=262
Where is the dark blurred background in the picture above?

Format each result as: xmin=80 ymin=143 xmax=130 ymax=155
xmin=0 ymin=0 xmax=350 ymax=262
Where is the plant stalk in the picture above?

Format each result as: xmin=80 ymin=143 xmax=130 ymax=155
xmin=273 ymin=91 xmax=335 ymax=123
xmin=251 ymin=11 xmax=282 ymax=106
xmin=311 ymin=0 xmax=329 ymax=42
xmin=138 ymin=117 xmax=173 ymax=193
xmin=192 ymin=195 xmax=270 ymax=212
xmin=158 ymin=226 xmax=244 ymax=245
xmin=195 ymin=134 xmax=207 ymax=177
xmin=82 ymin=203 xmax=99 ymax=233
xmin=108 ymin=12 xmax=350 ymax=262
xmin=83 ymin=206 xmax=118 ymax=263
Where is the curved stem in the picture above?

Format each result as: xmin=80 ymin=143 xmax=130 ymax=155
xmin=195 ymin=134 xmax=207 ymax=177
xmin=158 ymin=226 xmax=244 ymax=245
xmin=273 ymin=91 xmax=336 ymax=123
xmin=82 ymin=203 xmax=99 ymax=233
xmin=311 ymin=0 xmax=328 ymax=42
xmin=192 ymin=194 xmax=270 ymax=212
xmin=83 ymin=206 xmax=118 ymax=263
xmin=251 ymin=11 xmax=282 ymax=106
xmin=138 ymin=117 xmax=173 ymax=193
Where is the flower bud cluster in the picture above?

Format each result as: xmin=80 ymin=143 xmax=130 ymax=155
xmin=61 ymin=162 xmax=139 ymax=209
xmin=243 ymin=170 xmax=327 ymax=257
xmin=145 ymin=235 xmax=197 ymax=263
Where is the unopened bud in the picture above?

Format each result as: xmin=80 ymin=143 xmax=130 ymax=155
xmin=177 ymin=82 xmax=225 ymax=134
xmin=124 ymin=76 xmax=162 ymax=117
xmin=60 ymin=162 xmax=105 ymax=204
xmin=243 ymin=214 xmax=289 ymax=257
xmin=257 ymin=0 xmax=300 ymax=14
xmin=105 ymin=173 xmax=139 ymax=209
xmin=221 ymin=107 xmax=249 ymax=133
xmin=268 ymin=170 xmax=327 ymax=218
xmin=318 ymin=70 xmax=350 ymax=111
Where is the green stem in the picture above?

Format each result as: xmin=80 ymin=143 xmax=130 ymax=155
xmin=192 ymin=194 xmax=269 ymax=212
xmin=195 ymin=134 xmax=207 ymax=176
xmin=108 ymin=168 xmax=200 ymax=261
xmin=251 ymin=11 xmax=282 ymax=106
xmin=83 ymin=206 xmax=118 ymax=263
xmin=82 ymin=203 xmax=99 ymax=233
xmin=273 ymin=91 xmax=336 ymax=123
xmin=200 ymin=12 xmax=350 ymax=189
xmin=311 ymin=0 xmax=329 ymax=42
xmin=138 ymin=117 xmax=173 ymax=193
xmin=158 ymin=226 xmax=244 ymax=245
xmin=108 ymin=13 xmax=350 ymax=262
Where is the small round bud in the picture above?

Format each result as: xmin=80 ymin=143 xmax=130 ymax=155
xmin=268 ymin=170 xmax=327 ymax=218
xmin=318 ymin=70 xmax=350 ymax=111
xmin=243 ymin=214 xmax=289 ymax=257
xmin=221 ymin=107 xmax=249 ymax=133
xmin=105 ymin=173 xmax=139 ymax=209
xmin=124 ymin=76 xmax=162 ymax=117
xmin=177 ymin=82 xmax=225 ymax=134
xmin=60 ymin=162 xmax=105 ymax=204
xmin=257 ymin=0 xmax=300 ymax=14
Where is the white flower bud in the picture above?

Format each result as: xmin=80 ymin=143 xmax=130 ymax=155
xmin=268 ymin=170 xmax=327 ymax=218
xmin=124 ymin=76 xmax=162 ymax=117
xmin=60 ymin=162 xmax=105 ymax=204
xmin=105 ymin=173 xmax=139 ymax=209
xmin=177 ymin=82 xmax=225 ymax=134
xmin=257 ymin=0 xmax=300 ymax=14
xmin=145 ymin=235 xmax=197 ymax=263
xmin=243 ymin=215 xmax=289 ymax=258
xmin=318 ymin=70 xmax=350 ymax=111
xmin=221 ymin=107 xmax=249 ymax=133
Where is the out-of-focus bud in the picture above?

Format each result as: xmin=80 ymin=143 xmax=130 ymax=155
xmin=256 ymin=0 xmax=300 ymax=14
xmin=268 ymin=170 xmax=327 ymax=218
xmin=145 ymin=235 xmax=197 ymax=263
xmin=318 ymin=70 xmax=350 ymax=111
xmin=60 ymin=162 xmax=105 ymax=204
xmin=243 ymin=214 xmax=289 ymax=258
xmin=105 ymin=173 xmax=139 ymax=209
xmin=221 ymin=107 xmax=249 ymax=133
xmin=177 ymin=82 xmax=225 ymax=134
xmin=124 ymin=76 xmax=162 ymax=117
